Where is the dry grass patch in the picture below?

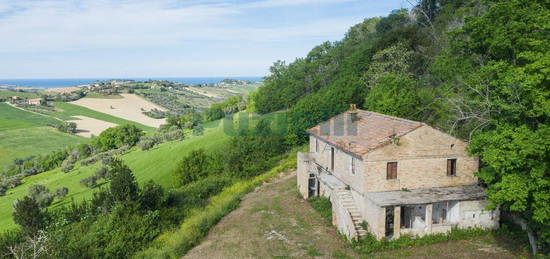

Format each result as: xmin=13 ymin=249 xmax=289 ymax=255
xmin=70 ymin=93 xmax=166 ymax=128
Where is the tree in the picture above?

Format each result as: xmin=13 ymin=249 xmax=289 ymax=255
xmin=172 ymin=149 xmax=211 ymax=186
xmin=13 ymin=196 xmax=45 ymax=235
xmin=92 ymin=124 xmax=144 ymax=151
xmin=139 ymin=181 xmax=164 ymax=211
xmin=109 ymin=159 xmax=139 ymax=203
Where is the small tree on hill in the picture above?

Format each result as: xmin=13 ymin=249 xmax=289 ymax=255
xmin=13 ymin=196 xmax=45 ymax=236
xmin=109 ymin=159 xmax=139 ymax=203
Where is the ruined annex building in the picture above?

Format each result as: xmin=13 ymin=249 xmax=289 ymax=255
xmin=297 ymin=107 xmax=499 ymax=240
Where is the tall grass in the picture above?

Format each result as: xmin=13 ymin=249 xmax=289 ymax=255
xmin=134 ymin=148 xmax=301 ymax=258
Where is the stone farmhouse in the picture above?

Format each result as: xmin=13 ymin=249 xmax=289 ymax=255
xmin=297 ymin=107 xmax=499 ymax=240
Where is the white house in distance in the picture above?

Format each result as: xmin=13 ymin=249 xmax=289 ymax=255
xmin=297 ymin=106 xmax=499 ymax=240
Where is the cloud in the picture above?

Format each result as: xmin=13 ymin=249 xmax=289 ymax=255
xmin=0 ymin=0 xmax=369 ymax=53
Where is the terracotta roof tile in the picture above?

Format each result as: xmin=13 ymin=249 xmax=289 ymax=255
xmin=307 ymin=110 xmax=424 ymax=156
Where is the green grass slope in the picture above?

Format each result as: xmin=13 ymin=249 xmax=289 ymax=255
xmin=0 ymin=102 xmax=60 ymax=130
xmin=0 ymin=127 xmax=86 ymax=167
xmin=0 ymin=114 xmax=255 ymax=231
xmin=0 ymin=103 xmax=86 ymax=167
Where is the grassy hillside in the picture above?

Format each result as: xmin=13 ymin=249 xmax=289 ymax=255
xmin=0 ymin=102 xmax=60 ymax=130
xmin=0 ymin=112 xmax=276 ymax=232
xmin=0 ymin=127 xmax=86 ymax=167
xmin=0 ymin=103 xmax=86 ymax=167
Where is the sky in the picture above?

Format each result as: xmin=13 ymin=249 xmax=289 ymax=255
xmin=0 ymin=0 xmax=408 ymax=78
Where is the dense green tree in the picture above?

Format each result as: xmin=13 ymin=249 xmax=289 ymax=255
xmin=92 ymin=124 xmax=144 ymax=151
xmin=109 ymin=159 xmax=139 ymax=203
xmin=172 ymin=149 xmax=211 ymax=186
xmin=13 ymin=196 xmax=45 ymax=235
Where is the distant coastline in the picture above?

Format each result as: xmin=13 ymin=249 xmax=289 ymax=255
xmin=0 ymin=77 xmax=263 ymax=89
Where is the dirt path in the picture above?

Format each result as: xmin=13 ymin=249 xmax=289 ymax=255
xmin=184 ymin=172 xmax=529 ymax=259
xmin=184 ymin=172 xmax=359 ymax=259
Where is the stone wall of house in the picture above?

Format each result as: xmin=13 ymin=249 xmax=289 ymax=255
xmin=457 ymin=200 xmax=500 ymax=229
xmin=308 ymin=135 xmax=365 ymax=193
xmin=362 ymin=126 xmax=479 ymax=192
xmin=365 ymin=197 xmax=386 ymax=239
xmin=296 ymin=152 xmax=311 ymax=199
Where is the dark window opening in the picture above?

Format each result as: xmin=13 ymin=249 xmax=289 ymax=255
xmin=447 ymin=159 xmax=457 ymax=176
xmin=387 ymin=162 xmax=397 ymax=180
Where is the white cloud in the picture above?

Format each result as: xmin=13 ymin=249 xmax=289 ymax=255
xmin=0 ymin=0 xmax=368 ymax=53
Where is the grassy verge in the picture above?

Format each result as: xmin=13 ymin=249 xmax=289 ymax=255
xmin=134 ymin=147 xmax=302 ymax=258
xmin=308 ymin=197 xmax=332 ymax=224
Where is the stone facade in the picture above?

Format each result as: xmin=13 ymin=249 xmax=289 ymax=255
xmin=297 ymin=109 xmax=499 ymax=241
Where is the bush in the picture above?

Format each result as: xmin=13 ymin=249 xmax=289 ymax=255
xmin=55 ymin=187 xmax=69 ymax=198
xmin=172 ymin=149 xmax=211 ymax=187
xmin=61 ymin=162 xmax=74 ymax=173
xmin=13 ymin=196 xmax=45 ymax=235
xmin=28 ymin=185 xmax=54 ymax=209
xmin=140 ymin=181 xmax=164 ymax=211
xmin=162 ymin=129 xmax=184 ymax=142
xmin=80 ymin=175 xmax=98 ymax=188
xmin=138 ymin=135 xmax=161 ymax=151
xmin=95 ymin=167 xmax=109 ymax=180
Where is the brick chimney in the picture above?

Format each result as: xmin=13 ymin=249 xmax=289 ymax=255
xmin=349 ymin=104 xmax=358 ymax=122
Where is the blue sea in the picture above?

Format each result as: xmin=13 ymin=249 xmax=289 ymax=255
xmin=0 ymin=77 xmax=263 ymax=88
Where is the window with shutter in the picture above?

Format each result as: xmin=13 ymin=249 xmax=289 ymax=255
xmin=387 ymin=162 xmax=397 ymax=180
xmin=447 ymin=159 xmax=457 ymax=176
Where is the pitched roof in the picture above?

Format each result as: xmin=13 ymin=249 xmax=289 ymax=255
xmin=307 ymin=109 xmax=424 ymax=157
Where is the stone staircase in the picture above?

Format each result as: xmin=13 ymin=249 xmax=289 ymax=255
xmin=335 ymin=189 xmax=367 ymax=238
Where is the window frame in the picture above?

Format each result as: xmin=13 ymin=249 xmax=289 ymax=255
xmin=386 ymin=162 xmax=398 ymax=180
xmin=447 ymin=159 xmax=457 ymax=176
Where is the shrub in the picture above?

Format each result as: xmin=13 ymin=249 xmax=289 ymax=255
xmin=140 ymin=181 xmax=164 ymax=211
xmin=172 ymin=149 xmax=211 ymax=187
xmin=28 ymin=185 xmax=54 ymax=209
xmin=13 ymin=196 xmax=45 ymax=235
xmin=162 ymin=129 xmax=184 ymax=142
xmin=80 ymin=175 xmax=98 ymax=188
xmin=138 ymin=135 xmax=161 ymax=151
xmin=61 ymin=162 xmax=74 ymax=173
xmin=55 ymin=187 xmax=69 ymax=198
xmin=95 ymin=167 xmax=109 ymax=180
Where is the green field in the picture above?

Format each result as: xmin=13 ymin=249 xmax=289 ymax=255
xmin=0 ymin=103 xmax=61 ymax=130
xmin=0 ymin=127 xmax=86 ymax=167
xmin=0 ymin=112 xmax=281 ymax=231
xmin=0 ymin=90 xmax=41 ymax=99
xmin=0 ymin=103 xmax=86 ymax=167
xmin=41 ymin=102 xmax=154 ymax=131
